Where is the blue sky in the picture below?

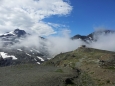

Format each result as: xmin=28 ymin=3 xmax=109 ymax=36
xmin=0 ymin=0 xmax=115 ymax=37
xmin=43 ymin=0 xmax=115 ymax=36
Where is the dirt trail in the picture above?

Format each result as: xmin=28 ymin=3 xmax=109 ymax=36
xmin=0 ymin=64 xmax=79 ymax=86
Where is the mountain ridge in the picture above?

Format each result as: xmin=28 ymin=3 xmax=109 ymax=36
xmin=0 ymin=29 xmax=49 ymax=66
xmin=71 ymin=29 xmax=115 ymax=42
xmin=0 ymin=29 xmax=115 ymax=67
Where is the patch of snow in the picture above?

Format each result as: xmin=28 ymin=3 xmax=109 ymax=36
xmin=34 ymin=58 xmax=37 ymax=61
xmin=37 ymin=56 xmax=44 ymax=61
xmin=3 ymin=31 xmax=15 ymax=36
xmin=3 ymin=33 xmax=9 ymax=36
xmin=17 ymin=49 xmax=22 ymax=51
xmin=9 ymin=31 xmax=15 ymax=35
xmin=26 ymin=53 xmax=31 ymax=56
xmin=10 ymin=56 xmax=17 ymax=60
xmin=0 ymin=52 xmax=17 ymax=60
xmin=37 ymin=62 xmax=40 ymax=64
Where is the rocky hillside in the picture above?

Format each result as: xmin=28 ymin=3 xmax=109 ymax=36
xmin=0 ymin=29 xmax=49 ymax=66
xmin=43 ymin=46 xmax=115 ymax=86
xmin=0 ymin=64 xmax=81 ymax=86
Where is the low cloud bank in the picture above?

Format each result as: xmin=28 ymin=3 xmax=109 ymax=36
xmin=46 ymin=36 xmax=84 ymax=57
xmin=0 ymin=29 xmax=115 ymax=58
xmin=14 ymin=29 xmax=115 ymax=57
xmin=89 ymin=33 xmax=115 ymax=51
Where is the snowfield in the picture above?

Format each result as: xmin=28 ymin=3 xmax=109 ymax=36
xmin=0 ymin=52 xmax=17 ymax=60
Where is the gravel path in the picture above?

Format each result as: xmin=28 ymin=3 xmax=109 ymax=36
xmin=0 ymin=64 xmax=78 ymax=86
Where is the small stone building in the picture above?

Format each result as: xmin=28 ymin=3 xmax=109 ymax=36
xmin=81 ymin=45 xmax=86 ymax=48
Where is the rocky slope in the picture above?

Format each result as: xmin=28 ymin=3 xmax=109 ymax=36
xmin=0 ymin=29 xmax=49 ymax=66
xmin=43 ymin=46 xmax=115 ymax=86
xmin=0 ymin=64 xmax=80 ymax=86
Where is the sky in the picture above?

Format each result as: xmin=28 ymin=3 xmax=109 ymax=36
xmin=0 ymin=0 xmax=115 ymax=36
xmin=44 ymin=0 xmax=115 ymax=36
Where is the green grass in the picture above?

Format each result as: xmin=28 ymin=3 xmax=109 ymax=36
xmin=55 ymin=69 xmax=64 ymax=73
xmin=42 ymin=47 xmax=115 ymax=86
xmin=106 ymin=66 xmax=115 ymax=70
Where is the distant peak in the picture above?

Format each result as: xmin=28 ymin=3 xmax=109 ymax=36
xmin=14 ymin=29 xmax=25 ymax=33
xmin=14 ymin=29 xmax=26 ymax=37
xmin=92 ymin=29 xmax=115 ymax=35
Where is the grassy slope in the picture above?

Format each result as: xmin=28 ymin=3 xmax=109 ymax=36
xmin=0 ymin=63 xmax=80 ymax=86
xmin=44 ymin=47 xmax=115 ymax=86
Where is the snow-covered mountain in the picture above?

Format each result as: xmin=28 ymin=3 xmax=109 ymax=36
xmin=0 ymin=29 xmax=27 ymax=37
xmin=71 ymin=30 xmax=115 ymax=43
xmin=0 ymin=29 xmax=29 ymax=45
xmin=0 ymin=29 xmax=49 ymax=66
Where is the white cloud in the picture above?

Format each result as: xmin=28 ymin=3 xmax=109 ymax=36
xmin=89 ymin=33 xmax=115 ymax=51
xmin=46 ymin=36 xmax=84 ymax=57
xmin=0 ymin=0 xmax=72 ymax=36
xmin=31 ymin=22 xmax=57 ymax=36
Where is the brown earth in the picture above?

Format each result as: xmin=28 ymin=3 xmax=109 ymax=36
xmin=0 ymin=64 xmax=80 ymax=86
xmin=44 ymin=47 xmax=115 ymax=86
